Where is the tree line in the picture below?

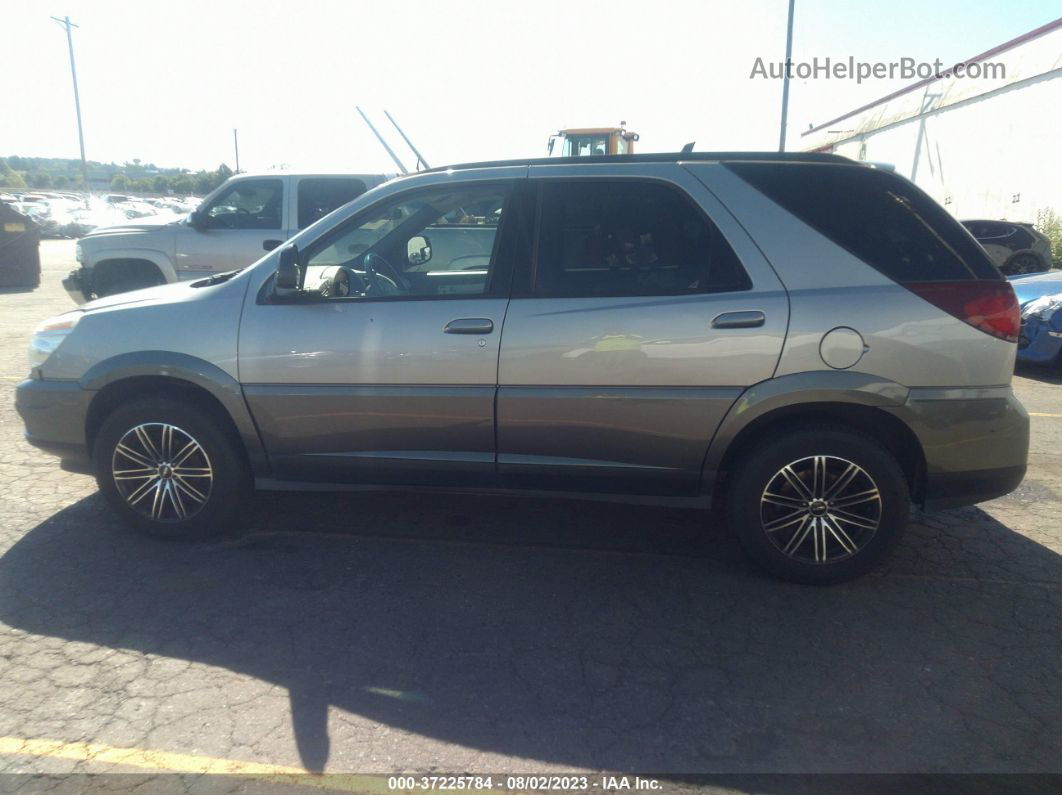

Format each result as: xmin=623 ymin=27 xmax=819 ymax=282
xmin=0 ymin=156 xmax=235 ymax=196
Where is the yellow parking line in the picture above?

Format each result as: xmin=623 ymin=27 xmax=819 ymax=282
xmin=0 ymin=735 xmax=306 ymax=775
xmin=1029 ymin=412 xmax=1062 ymax=418
xmin=0 ymin=736 xmax=402 ymax=792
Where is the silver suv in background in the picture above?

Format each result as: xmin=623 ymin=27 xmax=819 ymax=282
xmin=18 ymin=153 xmax=1028 ymax=584
xmin=64 ymin=171 xmax=392 ymax=302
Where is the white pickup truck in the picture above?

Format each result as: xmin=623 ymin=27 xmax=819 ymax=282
xmin=64 ymin=171 xmax=391 ymax=302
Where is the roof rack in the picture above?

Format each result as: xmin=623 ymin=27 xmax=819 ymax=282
xmin=420 ymin=151 xmax=852 ymax=173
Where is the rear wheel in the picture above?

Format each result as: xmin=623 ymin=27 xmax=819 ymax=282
xmin=94 ymin=397 xmax=248 ymax=539
xmin=726 ymin=427 xmax=910 ymax=584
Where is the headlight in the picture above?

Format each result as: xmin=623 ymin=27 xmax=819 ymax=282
xmin=75 ymin=242 xmax=84 ymax=263
xmin=29 ymin=313 xmax=80 ymax=370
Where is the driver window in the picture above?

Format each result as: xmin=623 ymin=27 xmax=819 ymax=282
xmin=202 ymin=178 xmax=283 ymax=230
xmin=302 ymin=184 xmax=508 ymax=299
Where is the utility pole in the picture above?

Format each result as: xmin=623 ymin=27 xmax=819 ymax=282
xmin=778 ymin=0 xmax=795 ymax=152
xmin=233 ymin=129 xmax=240 ymax=173
xmin=51 ymin=16 xmax=90 ymax=201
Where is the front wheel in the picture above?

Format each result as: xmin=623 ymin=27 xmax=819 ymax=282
xmin=94 ymin=397 xmax=249 ymax=539
xmin=726 ymin=428 xmax=910 ymax=584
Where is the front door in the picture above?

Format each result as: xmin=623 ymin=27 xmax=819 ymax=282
xmin=496 ymin=165 xmax=789 ymax=496
xmin=175 ymin=177 xmax=286 ymax=278
xmin=238 ymin=179 xmax=518 ymax=486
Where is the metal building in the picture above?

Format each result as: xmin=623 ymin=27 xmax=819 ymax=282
xmin=800 ymin=18 xmax=1062 ymax=222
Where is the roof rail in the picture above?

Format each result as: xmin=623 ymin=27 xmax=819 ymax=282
xmin=420 ymin=151 xmax=853 ymax=173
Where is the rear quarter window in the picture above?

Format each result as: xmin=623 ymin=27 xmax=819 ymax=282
xmin=727 ymin=163 xmax=1000 ymax=281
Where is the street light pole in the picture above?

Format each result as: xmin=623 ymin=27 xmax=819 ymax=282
xmin=233 ymin=129 xmax=240 ymax=173
xmin=778 ymin=0 xmax=796 ymax=152
xmin=51 ymin=16 xmax=90 ymax=200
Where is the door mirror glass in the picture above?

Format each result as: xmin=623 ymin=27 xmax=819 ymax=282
xmin=407 ymin=234 xmax=432 ymax=266
xmin=274 ymin=245 xmax=300 ymax=295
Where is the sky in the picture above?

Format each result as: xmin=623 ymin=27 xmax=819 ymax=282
xmin=2 ymin=0 xmax=1059 ymax=174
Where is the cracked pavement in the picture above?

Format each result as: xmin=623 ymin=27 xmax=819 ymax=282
xmin=0 ymin=242 xmax=1059 ymax=777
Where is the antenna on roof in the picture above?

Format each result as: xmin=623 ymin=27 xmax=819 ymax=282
xmin=384 ymin=110 xmax=430 ymax=171
xmin=355 ymin=106 xmax=408 ymax=174
xmin=680 ymin=142 xmax=696 ymax=153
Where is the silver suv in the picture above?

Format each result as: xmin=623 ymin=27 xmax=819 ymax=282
xmin=17 ymin=153 xmax=1029 ymax=584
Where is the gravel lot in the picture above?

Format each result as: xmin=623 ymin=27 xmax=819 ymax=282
xmin=0 ymin=241 xmax=1059 ymax=778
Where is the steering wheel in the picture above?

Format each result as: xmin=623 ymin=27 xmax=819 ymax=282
xmin=363 ymin=252 xmax=410 ymax=293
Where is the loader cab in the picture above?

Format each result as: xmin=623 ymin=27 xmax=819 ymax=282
xmin=547 ymin=124 xmax=639 ymax=157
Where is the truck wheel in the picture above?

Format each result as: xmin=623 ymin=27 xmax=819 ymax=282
xmin=93 ymin=397 xmax=249 ymax=540
xmin=726 ymin=427 xmax=910 ymax=585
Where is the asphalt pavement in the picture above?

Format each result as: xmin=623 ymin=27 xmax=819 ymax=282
xmin=0 ymin=241 xmax=1058 ymax=782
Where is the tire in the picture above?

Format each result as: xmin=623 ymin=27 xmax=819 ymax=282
xmin=1002 ymin=253 xmax=1044 ymax=276
xmin=726 ymin=427 xmax=910 ymax=585
xmin=93 ymin=397 xmax=249 ymax=540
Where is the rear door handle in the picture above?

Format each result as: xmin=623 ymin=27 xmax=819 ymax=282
xmin=263 ymin=239 xmax=283 ymax=251
xmin=444 ymin=318 xmax=494 ymax=334
xmin=711 ymin=310 xmax=765 ymax=329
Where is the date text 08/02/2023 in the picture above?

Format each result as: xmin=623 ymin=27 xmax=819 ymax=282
xmin=385 ymin=775 xmax=663 ymax=791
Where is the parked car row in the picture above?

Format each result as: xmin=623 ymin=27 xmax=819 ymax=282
xmin=0 ymin=192 xmax=201 ymax=240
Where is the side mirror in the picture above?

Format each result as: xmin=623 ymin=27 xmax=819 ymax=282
xmin=189 ymin=210 xmax=206 ymax=230
xmin=274 ymin=245 xmax=300 ymax=296
xmin=407 ymin=234 xmax=432 ymax=266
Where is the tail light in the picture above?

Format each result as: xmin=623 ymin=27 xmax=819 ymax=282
xmin=903 ymin=281 xmax=1019 ymax=343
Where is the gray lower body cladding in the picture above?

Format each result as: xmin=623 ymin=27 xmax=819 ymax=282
xmin=15 ymin=378 xmax=93 ymax=471
xmin=16 ymin=377 xmax=1029 ymax=511
xmin=885 ymin=386 xmax=1029 ymax=511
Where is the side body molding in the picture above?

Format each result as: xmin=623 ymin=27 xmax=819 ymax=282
xmin=80 ymin=351 xmax=269 ymax=475
xmin=700 ymin=370 xmax=911 ymax=488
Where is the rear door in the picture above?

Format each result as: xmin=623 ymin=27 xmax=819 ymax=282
xmin=496 ymin=162 xmax=788 ymax=496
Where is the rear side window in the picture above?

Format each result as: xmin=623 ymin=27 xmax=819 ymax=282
xmin=534 ymin=180 xmax=751 ymax=298
xmin=297 ymin=177 xmax=368 ymax=229
xmin=727 ymin=163 xmax=999 ymax=281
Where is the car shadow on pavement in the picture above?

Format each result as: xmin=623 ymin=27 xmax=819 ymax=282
xmin=0 ymin=491 xmax=1059 ymax=775
xmin=1015 ymin=363 xmax=1062 ymax=385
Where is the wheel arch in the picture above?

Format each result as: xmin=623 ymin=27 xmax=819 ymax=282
xmin=704 ymin=372 xmax=927 ymax=505
xmin=1002 ymin=249 xmax=1046 ymax=274
xmin=82 ymin=352 xmax=269 ymax=476
xmin=88 ymin=248 xmax=177 ymax=283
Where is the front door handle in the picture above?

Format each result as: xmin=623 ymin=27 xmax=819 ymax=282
xmin=263 ymin=239 xmax=283 ymax=251
xmin=444 ymin=318 xmax=494 ymax=334
xmin=711 ymin=310 xmax=765 ymax=329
